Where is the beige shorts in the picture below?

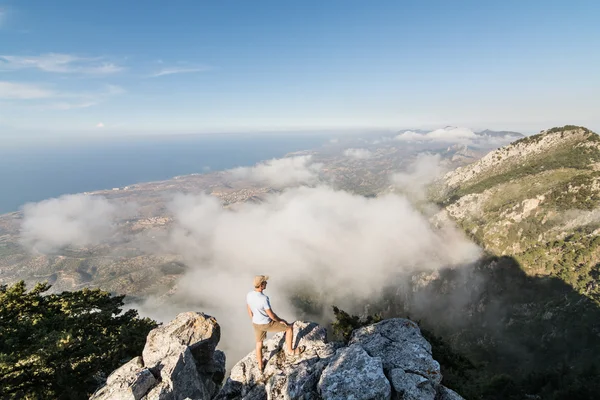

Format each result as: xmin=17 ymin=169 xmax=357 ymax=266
xmin=253 ymin=320 xmax=288 ymax=342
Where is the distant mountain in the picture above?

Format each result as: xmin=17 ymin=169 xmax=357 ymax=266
xmin=475 ymin=129 xmax=524 ymax=138
xmin=418 ymin=125 xmax=600 ymax=397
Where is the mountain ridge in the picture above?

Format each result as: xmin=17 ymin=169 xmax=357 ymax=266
xmin=434 ymin=125 xmax=600 ymax=302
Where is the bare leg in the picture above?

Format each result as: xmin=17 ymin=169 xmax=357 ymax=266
xmin=285 ymin=325 xmax=294 ymax=353
xmin=285 ymin=325 xmax=303 ymax=355
xmin=255 ymin=341 xmax=264 ymax=371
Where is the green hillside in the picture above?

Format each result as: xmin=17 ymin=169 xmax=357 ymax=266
xmin=438 ymin=125 xmax=600 ymax=303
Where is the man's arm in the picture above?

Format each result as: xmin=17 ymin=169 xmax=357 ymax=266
xmin=266 ymin=308 xmax=289 ymax=325
xmin=247 ymin=304 xmax=253 ymax=319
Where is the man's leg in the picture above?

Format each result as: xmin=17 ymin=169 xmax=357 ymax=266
xmin=285 ymin=325 xmax=295 ymax=354
xmin=255 ymin=340 xmax=264 ymax=372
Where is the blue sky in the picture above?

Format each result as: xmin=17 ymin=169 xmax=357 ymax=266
xmin=1 ymin=0 xmax=599 ymax=139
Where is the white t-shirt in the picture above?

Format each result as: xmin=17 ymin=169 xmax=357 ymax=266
xmin=247 ymin=291 xmax=272 ymax=325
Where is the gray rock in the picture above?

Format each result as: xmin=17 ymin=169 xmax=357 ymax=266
xmin=317 ymin=344 xmax=391 ymax=400
xmin=389 ymin=368 xmax=435 ymax=400
xmin=143 ymin=312 xmax=220 ymax=369
xmin=216 ymin=321 xmax=341 ymax=400
xmin=93 ymin=312 xmax=224 ymax=400
xmin=350 ymin=318 xmax=442 ymax=385
xmin=435 ymin=386 xmax=465 ymax=400
xmin=153 ymin=346 xmax=209 ymax=400
xmin=91 ymin=357 xmax=156 ymax=400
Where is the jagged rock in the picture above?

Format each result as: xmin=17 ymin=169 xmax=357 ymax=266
xmin=91 ymin=357 xmax=156 ymax=400
xmin=91 ymin=312 xmax=224 ymax=400
xmin=95 ymin=313 xmax=463 ymax=400
xmin=143 ymin=311 xmax=220 ymax=369
xmin=317 ymin=344 xmax=391 ymax=400
xmin=217 ymin=318 xmax=462 ymax=400
xmin=350 ymin=318 xmax=442 ymax=385
xmin=389 ymin=368 xmax=435 ymax=400
xmin=216 ymin=321 xmax=342 ymax=400
xmin=151 ymin=346 xmax=210 ymax=399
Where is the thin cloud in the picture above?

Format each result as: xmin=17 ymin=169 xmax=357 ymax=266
xmin=0 ymin=53 xmax=124 ymax=74
xmin=0 ymin=8 xmax=6 ymax=28
xmin=228 ymin=155 xmax=322 ymax=188
xmin=96 ymin=122 xmax=105 ymax=128
xmin=150 ymin=66 xmax=211 ymax=77
xmin=0 ymin=81 xmax=54 ymax=99
xmin=344 ymin=148 xmax=373 ymax=159
xmin=26 ymin=84 xmax=124 ymax=110
xmin=395 ymin=127 xmax=478 ymax=143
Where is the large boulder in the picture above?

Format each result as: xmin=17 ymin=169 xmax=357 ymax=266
xmin=143 ymin=312 xmax=221 ymax=369
xmin=349 ymin=318 xmax=442 ymax=385
xmin=317 ymin=344 xmax=391 ymax=400
xmin=91 ymin=357 xmax=156 ymax=400
xmin=91 ymin=312 xmax=225 ymax=400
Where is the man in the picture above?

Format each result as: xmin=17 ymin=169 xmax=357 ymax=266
xmin=246 ymin=275 xmax=304 ymax=372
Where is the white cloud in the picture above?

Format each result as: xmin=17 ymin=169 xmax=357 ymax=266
xmin=20 ymin=194 xmax=120 ymax=254
xmin=0 ymin=81 xmax=54 ymax=99
xmin=47 ymin=101 xmax=98 ymax=110
xmin=157 ymin=186 xmax=480 ymax=363
xmin=228 ymin=155 xmax=322 ymax=187
xmin=150 ymin=66 xmax=210 ymax=77
xmin=391 ymin=153 xmax=448 ymax=201
xmin=395 ymin=127 xmax=478 ymax=144
xmin=0 ymin=53 xmax=124 ymax=74
xmin=96 ymin=122 xmax=105 ymax=128
xmin=344 ymin=148 xmax=373 ymax=159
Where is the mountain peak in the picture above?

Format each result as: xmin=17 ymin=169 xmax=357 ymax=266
xmin=443 ymin=125 xmax=599 ymax=189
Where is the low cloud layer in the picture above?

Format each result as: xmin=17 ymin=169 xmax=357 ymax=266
xmin=343 ymin=148 xmax=373 ymax=159
xmin=228 ymin=155 xmax=322 ymax=187
xmin=155 ymin=186 xmax=481 ymax=362
xmin=20 ymin=194 xmax=120 ymax=253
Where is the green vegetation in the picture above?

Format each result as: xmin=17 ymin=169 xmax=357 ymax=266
xmin=450 ymin=145 xmax=600 ymax=201
xmin=331 ymin=305 xmax=382 ymax=342
xmin=512 ymin=125 xmax=595 ymax=147
xmin=0 ymin=281 xmax=157 ymax=400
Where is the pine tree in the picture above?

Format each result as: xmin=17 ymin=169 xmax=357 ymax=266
xmin=0 ymin=281 xmax=157 ymax=399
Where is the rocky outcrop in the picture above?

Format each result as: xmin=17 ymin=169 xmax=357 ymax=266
xmin=91 ymin=312 xmax=225 ymax=400
xmin=93 ymin=313 xmax=463 ymax=400
xmin=217 ymin=318 xmax=462 ymax=400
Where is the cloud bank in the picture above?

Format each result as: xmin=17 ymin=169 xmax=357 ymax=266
xmin=228 ymin=156 xmax=322 ymax=187
xmin=395 ymin=127 xmax=478 ymax=144
xmin=152 ymin=186 xmax=481 ymax=363
xmin=20 ymin=194 xmax=120 ymax=253
xmin=344 ymin=148 xmax=373 ymax=159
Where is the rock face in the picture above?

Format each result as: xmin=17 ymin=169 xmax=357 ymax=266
xmin=217 ymin=318 xmax=462 ymax=400
xmin=90 ymin=312 xmax=225 ymax=400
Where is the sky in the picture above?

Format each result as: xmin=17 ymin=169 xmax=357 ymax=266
xmin=1 ymin=0 xmax=599 ymax=140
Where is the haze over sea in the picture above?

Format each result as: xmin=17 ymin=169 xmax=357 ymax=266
xmin=0 ymin=133 xmax=329 ymax=214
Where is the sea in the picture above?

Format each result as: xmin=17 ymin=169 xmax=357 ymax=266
xmin=0 ymin=133 xmax=330 ymax=214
